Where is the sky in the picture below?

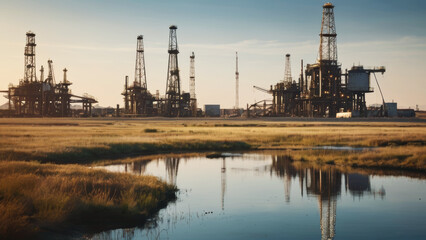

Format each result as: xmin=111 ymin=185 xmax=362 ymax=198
xmin=0 ymin=0 xmax=425 ymax=109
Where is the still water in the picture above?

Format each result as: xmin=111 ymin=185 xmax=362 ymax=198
xmin=91 ymin=153 xmax=426 ymax=240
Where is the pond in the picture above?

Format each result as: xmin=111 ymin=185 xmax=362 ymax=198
xmin=91 ymin=153 xmax=426 ymax=240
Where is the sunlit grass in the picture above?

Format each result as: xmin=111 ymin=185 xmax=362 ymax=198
xmin=0 ymin=118 xmax=424 ymax=169
xmin=287 ymin=146 xmax=426 ymax=171
xmin=0 ymin=161 xmax=176 ymax=239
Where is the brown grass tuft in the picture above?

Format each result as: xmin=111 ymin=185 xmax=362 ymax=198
xmin=0 ymin=161 xmax=176 ymax=239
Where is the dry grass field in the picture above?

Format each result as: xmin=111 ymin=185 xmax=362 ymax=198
xmin=0 ymin=118 xmax=425 ymax=170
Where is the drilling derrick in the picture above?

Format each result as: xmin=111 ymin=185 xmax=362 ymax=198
xmin=304 ymin=2 xmax=345 ymax=117
xmin=124 ymin=35 xmax=153 ymax=116
xmin=270 ymin=53 xmax=300 ymax=116
xmin=319 ymin=2 xmax=342 ymax=117
xmin=284 ymin=54 xmax=292 ymax=86
xmin=135 ymin=35 xmax=147 ymax=90
xmin=319 ymin=3 xmax=338 ymax=66
xmin=189 ymin=52 xmax=197 ymax=117
xmin=128 ymin=35 xmax=153 ymax=115
xmin=235 ymin=52 xmax=239 ymax=111
xmin=165 ymin=25 xmax=181 ymax=117
xmin=24 ymin=32 xmax=37 ymax=83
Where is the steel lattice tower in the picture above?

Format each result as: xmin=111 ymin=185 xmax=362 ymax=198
xmin=235 ymin=52 xmax=239 ymax=110
xmin=189 ymin=52 xmax=197 ymax=116
xmin=284 ymin=54 xmax=292 ymax=85
xmin=319 ymin=3 xmax=337 ymax=64
xmin=135 ymin=35 xmax=147 ymax=90
xmin=318 ymin=2 xmax=341 ymax=117
xmin=24 ymin=31 xmax=37 ymax=82
xmin=165 ymin=25 xmax=181 ymax=117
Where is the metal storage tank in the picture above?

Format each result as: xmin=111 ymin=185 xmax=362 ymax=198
xmin=348 ymin=66 xmax=370 ymax=92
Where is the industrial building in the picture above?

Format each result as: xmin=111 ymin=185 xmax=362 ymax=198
xmin=0 ymin=32 xmax=97 ymax=117
xmin=250 ymin=3 xmax=389 ymax=118
xmin=204 ymin=104 xmax=221 ymax=117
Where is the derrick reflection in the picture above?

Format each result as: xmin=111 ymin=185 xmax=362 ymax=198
xmin=121 ymin=160 xmax=150 ymax=175
xmin=271 ymin=155 xmax=382 ymax=240
xmin=165 ymin=157 xmax=180 ymax=185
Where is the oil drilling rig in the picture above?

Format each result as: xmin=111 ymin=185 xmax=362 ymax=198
xmin=122 ymin=35 xmax=156 ymax=116
xmin=0 ymin=31 xmax=97 ymax=117
xmin=251 ymin=3 xmax=386 ymax=118
xmin=122 ymin=26 xmax=196 ymax=117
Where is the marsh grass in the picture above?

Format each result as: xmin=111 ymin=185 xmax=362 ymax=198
xmin=287 ymin=145 xmax=426 ymax=171
xmin=0 ymin=161 xmax=176 ymax=239
xmin=0 ymin=118 xmax=425 ymax=170
xmin=0 ymin=141 xmax=251 ymax=164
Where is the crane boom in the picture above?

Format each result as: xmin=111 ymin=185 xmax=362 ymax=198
xmin=253 ymin=85 xmax=272 ymax=94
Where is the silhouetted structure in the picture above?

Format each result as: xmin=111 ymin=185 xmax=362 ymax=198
xmin=1 ymin=31 xmax=97 ymax=117
xmin=124 ymin=35 xmax=154 ymax=115
xmin=189 ymin=52 xmax=197 ymax=117
xmin=250 ymin=3 xmax=385 ymax=118
xmin=235 ymin=52 xmax=239 ymax=111
xmin=165 ymin=26 xmax=182 ymax=117
xmin=121 ymin=26 xmax=194 ymax=117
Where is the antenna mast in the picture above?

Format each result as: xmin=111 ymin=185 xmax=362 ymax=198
xmin=235 ymin=52 xmax=239 ymax=110
xmin=189 ymin=52 xmax=197 ymax=116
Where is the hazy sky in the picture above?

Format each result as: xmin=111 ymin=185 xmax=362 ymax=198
xmin=1 ymin=0 xmax=425 ymax=109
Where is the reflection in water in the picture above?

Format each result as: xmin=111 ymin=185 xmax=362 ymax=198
xmin=345 ymin=173 xmax=386 ymax=199
xmin=270 ymin=156 xmax=382 ymax=240
xmin=221 ymin=158 xmax=226 ymax=210
xmin=165 ymin=158 xmax=180 ymax=185
xmin=95 ymin=154 xmax=395 ymax=240
xmin=345 ymin=173 xmax=370 ymax=197
xmin=130 ymin=160 xmax=149 ymax=175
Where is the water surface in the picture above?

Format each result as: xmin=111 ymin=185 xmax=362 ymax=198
xmin=91 ymin=153 xmax=426 ymax=240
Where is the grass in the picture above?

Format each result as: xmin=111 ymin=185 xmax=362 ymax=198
xmin=286 ymin=145 xmax=426 ymax=171
xmin=0 ymin=118 xmax=425 ymax=170
xmin=0 ymin=161 xmax=176 ymax=239
xmin=0 ymin=118 xmax=424 ymax=238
